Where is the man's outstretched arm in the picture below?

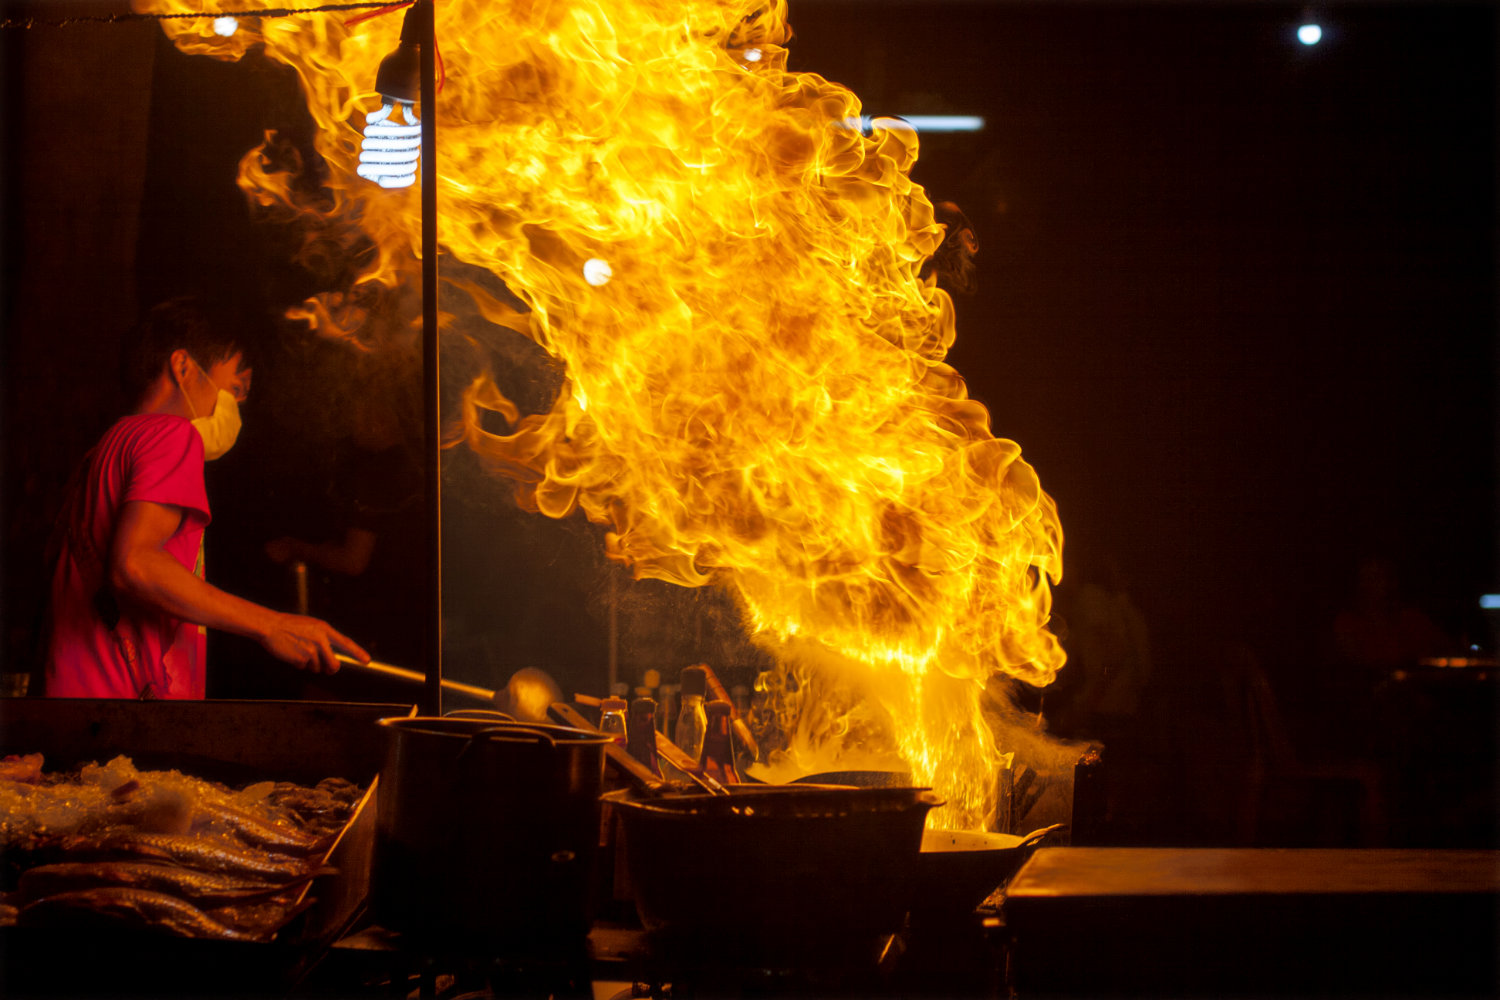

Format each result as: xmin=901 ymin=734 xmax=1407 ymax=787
xmin=110 ymin=499 xmax=370 ymax=673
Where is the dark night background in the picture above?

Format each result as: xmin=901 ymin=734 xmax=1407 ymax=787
xmin=2 ymin=1 xmax=1495 ymax=846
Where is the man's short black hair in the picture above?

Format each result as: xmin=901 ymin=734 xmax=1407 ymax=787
xmin=120 ymin=296 xmax=245 ymax=403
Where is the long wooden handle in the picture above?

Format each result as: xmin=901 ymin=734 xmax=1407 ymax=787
xmin=335 ymin=653 xmax=497 ymax=702
xmin=695 ymin=662 xmax=760 ymax=761
xmin=549 ymin=701 xmax=664 ymax=793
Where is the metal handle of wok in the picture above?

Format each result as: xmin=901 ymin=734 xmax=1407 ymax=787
xmin=1018 ymin=823 xmax=1066 ymax=848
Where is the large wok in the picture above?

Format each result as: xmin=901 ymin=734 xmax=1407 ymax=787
xmin=606 ymin=784 xmax=941 ymax=964
xmin=914 ymin=824 xmax=1064 ymax=916
xmin=749 ymin=769 xmax=1062 ymax=917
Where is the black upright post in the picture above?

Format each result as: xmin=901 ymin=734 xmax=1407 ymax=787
xmin=418 ymin=0 xmax=441 ymax=717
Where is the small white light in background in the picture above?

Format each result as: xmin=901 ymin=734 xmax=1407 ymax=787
xmin=743 ymin=48 xmax=763 ymax=63
xmin=583 ymin=258 xmax=613 ymax=286
xmin=213 ymin=16 xmax=239 ymax=37
xmin=1297 ymin=23 xmax=1323 ymax=46
xmin=879 ymin=115 xmax=984 ymax=133
xmin=907 ymin=115 xmax=984 ymax=132
xmin=840 ymin=116 xmax=985 ymax=134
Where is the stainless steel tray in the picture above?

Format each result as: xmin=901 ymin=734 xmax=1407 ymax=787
xmin=0 ymin=698 xmax=415 ymax=997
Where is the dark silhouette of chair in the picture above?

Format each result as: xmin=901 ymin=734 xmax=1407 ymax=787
xmin=1218 ymin=645 xmax=1386 ymax=846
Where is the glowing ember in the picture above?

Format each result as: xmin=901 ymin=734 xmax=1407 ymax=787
xmin=139 ymin=0 xmax=1064 ymax=830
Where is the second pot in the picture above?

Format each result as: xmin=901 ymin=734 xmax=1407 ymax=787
xmin=374 ymin=715 xmax=610 ymax=952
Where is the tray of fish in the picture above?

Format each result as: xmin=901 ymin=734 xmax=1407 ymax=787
xmin=0 ymin=698 xmax=411 ymax=998
xmin=1 ymin=752 xmax=361 ymax=937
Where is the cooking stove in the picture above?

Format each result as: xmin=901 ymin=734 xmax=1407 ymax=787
xmin=296 ymin=906 xmax=1013 ymax=1000
xmin=288 ymin=741 xmax=1105 ymax=1000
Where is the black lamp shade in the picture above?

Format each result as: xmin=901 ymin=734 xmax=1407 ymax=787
xmin=375 ymin=44 xmax=421 ymax=104
xmin=374 ymin=3 xmax=423 ymax=104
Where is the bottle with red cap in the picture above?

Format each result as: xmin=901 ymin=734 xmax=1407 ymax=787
xmin=700 ymin=699 xmax=740 ymax=784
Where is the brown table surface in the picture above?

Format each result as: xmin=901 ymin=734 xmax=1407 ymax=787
xmin=1007 ymin=848 xmax=1500 ymax=898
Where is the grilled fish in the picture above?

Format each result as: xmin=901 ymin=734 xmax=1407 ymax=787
xmin=19 ymin=887 xmax=265 ymax=941
xmin=57 ymin=831 xmax=318 ymax=881
xmin=267 ymin=779 xmax=361 ymax=833
xmin=199 ymin=800 xmax=328 ymax=854
xmin=17 ymin=861 xmax=300 ymax=904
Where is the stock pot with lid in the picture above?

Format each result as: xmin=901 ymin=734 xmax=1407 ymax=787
xmin=374 ymin=713 xmax=610 ymax=951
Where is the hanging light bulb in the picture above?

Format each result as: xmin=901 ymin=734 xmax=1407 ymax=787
xmin=358 ymin=103 xmax=422 ymax=188
xmin=358 ymin=4 xmax=423 ymax=189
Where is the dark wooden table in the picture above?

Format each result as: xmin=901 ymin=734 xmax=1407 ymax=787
xmin=1005 ymin=848 xmax=1500 ymax=997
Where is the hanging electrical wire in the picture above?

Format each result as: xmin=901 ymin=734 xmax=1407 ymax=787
xmin=0 ymin=1 xmax=395 ymax=30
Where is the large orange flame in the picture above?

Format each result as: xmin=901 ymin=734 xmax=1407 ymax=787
xmin=139 ymin=0 xmax=1064 ymax=830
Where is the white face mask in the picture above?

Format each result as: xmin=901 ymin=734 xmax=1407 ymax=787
xmin=193 ymin=388 xmax=242 ymax=461
xmin=183 ymin=360 xmax=243 ymax=461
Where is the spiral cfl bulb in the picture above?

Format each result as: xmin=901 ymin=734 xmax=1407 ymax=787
xmin=357 ymin=102 xmax=422 ymax=189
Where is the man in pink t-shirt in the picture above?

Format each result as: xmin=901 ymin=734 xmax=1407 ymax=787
xmin=44 ymin=298 xmax=368 ymax=699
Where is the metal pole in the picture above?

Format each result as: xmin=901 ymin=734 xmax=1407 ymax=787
xmin=418 ymin=0 xmax=441 ymax=717
xmin=608 ymin=569 xmax=618 ymax=692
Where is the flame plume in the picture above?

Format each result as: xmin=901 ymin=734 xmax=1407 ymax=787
xmin=140 ymin=0 xmax=1064 ymax=830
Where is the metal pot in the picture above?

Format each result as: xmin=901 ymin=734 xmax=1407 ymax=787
xmin=373 ymin=714 xmax=610 ymax=952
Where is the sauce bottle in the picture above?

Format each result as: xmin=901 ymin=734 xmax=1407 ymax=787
xmin=674 ymin=666 xmax=708 ymax=763
xmin=627 ymin=698 xmax=663 ymax=778
xmin=701 ymin=699 xmax=740 ymax=784
xmin=599 ymin=696 xmax=628 ymax=745
xmin=657 ymin=683 xmax=680 ymax=735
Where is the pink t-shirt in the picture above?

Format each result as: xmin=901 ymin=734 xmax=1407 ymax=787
xmin=45 ymin=414 xmax=211 ymax=699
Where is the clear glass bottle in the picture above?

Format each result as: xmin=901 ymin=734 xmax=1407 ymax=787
xmin=599 ymin=696 xmax=628 ymax=745
xmin=674 ymin=666 xmax=708 ymax=763
xmin=701 ymin=699 xmax=740 ymax=784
